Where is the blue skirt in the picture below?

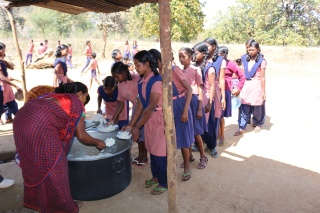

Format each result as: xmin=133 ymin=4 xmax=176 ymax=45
xmin=173 ymin=96 xmax=194 ymax=149
xmin=190 ymin=95 xmax=208 ymax=135
xmin=222 ymin=90 xmax=232 ymax=118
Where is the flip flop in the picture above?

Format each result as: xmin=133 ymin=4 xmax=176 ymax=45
xmin=234 ymin=129 xmax=246 ymax=136
xmin=145 ymin=179 xmax=158 ymax=188
xmin=182 ymin=171 xmax=191 ymax=181
xmin=197 ymin=157 xmax=208 ymax=169
xmin=179 ymin=158 xmax=195 ymax=168
xmin=136 ymin=161 xmax=148 ymax=167
xmin=150 ymin=186 xmax=167 ymax=195
xmin=131 ymin=157 xmax=139 ymax=164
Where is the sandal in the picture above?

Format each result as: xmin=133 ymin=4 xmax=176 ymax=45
xmin=254 ymin=126 xmax=261 ymax=133
xmin=150 ymin=186 xmax=167 ymax=195
xmin=234 ymin=129 xmax=246 ymax=136
xmin=131 ymin=157 xmax=139 ymax=164
xmin=145 ymin=179 xmax=158 ymax=188
xmin=197 ymin=157 xmax=208 ymax=169
xmin=182 ymin=171 xmax=191 ymax=181
xmin=179 ymin=157 xmax=195 ymax=168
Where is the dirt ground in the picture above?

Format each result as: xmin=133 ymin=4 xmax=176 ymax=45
xmin=0 ymin=43 xmax=320 ymax=213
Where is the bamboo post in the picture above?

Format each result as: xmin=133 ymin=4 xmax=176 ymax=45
xmin=3 ymin=6 xmax=28 ymax=102
xmin=158 ymin=0 xmax=178 ymax=212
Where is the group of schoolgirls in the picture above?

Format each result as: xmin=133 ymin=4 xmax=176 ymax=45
xmin=96 ymin=38 xmax=266 ymax=195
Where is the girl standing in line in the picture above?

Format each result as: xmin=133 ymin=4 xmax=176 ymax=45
xmin=217 ymin=46 xmax=246 ymax=145
xmin=149 ymin=49 xmax=194 ymax=181
xmin=234 ymin=42 xmax=266 ymax=135
xmin=109 ymin=62 xmax=148 ymax=166
xmin=192 ymin=42 xmax=219 ymax=158
xmin=123 ymin=50 xmax=167 ymax=195
xmin=179 ymin=47 xmax=208 ymax=169
xmin=53 ymin=44 xmax=73 ymax=87
xmin=97 ymin=76 xmax=129 ymax=129
xmin=204 ymin=38 xmax=226 ymax=145
xmin=0 ymin=42 xmax=22 ymax=124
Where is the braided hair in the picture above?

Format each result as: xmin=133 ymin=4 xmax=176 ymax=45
xmin=192 ymin=42 xmax=210 ymax=73
xmin=179 ymin=47 xmax=193 ymax=57
xmin=204 ymin=38 xmax=219 ymax=61
xmin=55 ymin=82 xmax=90 ymax=105
xmin=134 ymin=50 xmax=159 ymax=76
xmin=55 ymin=44 xmax=68 ymax=58
xmin=111 ymin=61 xmax=133 ymax=81
xmin=148 ymin=49 xmax=162 ymax=69
xmin=246 ymin=42 xmax=262 ymax=62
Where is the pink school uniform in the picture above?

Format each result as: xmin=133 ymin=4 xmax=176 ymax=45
xmin=139 ymin=73 xmax=166 ymax=157
xmin=240 ymin=60 xmax=266 ymax=106
xmin=117 ymin=74 xmax=140 ymax=107
xmin=202 ymin=65 xmax=216 ymax=123
xmin=183 ymin=65 xmax=202 ymax=95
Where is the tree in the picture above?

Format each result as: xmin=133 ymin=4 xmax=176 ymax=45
xmin=205 ymin=0 xmax=320 ymax=46
xmin=128 ymin=0 xmax=205 ymax=42
xmin=95 ymin=12 xmax=126 ymax=58
xmin=0 ymin=7 xmax=25 ymax=32
xmin=29 ymin=8 xmax=55 ymax=37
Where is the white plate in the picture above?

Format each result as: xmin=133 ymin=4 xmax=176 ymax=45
xmin=98 ymin=125 xmax=119 ymax=133
xmin=116 ymin=131 xmax=132 ymax=140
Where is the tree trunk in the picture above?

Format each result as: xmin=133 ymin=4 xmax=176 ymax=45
xmin=4 ymin=7 xmax=27 ymax=102
xmin=158 ymin=0 xmax=178 ymax=213
xmin=101 ymin=24 xmax=107 ymax=58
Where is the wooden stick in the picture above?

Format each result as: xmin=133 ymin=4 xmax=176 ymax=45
xmin=3 ymin=7 xmax=28 ymax=102
xmin=158 ymin=0 xmax=178 ymax=212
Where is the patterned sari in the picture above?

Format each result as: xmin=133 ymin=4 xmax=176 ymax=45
xmin=13 ymin=93 xmax=83 ymax=213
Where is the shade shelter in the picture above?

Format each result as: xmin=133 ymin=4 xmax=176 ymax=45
xmin=0 ymin=0 xmax=178 ymax=212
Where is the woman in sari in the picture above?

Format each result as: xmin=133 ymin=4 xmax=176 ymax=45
xmin=13 ymin=82 xmax=106 ymax=213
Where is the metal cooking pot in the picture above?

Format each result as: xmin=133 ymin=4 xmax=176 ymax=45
xmin=67 ymin=126 xmax=132 ymax=201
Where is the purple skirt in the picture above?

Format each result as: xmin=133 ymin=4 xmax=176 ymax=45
xmin=91 ymin=69 xmax=97 ymax=79
xmin=173 ymin=96 xmax=194 ymax=149
xmin=190 ymin=95 xmax=208 ymax=135
xmin=222 ymin=90 xmax=232 ymax=117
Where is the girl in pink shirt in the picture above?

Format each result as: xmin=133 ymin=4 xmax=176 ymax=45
xmin=123 ymin=50 xmax=167 ymax=195
xmin=179 ymin=47 xmax=208 ymax=169
xmin=53 ymin=45 xmax=73 ymax=87
xmin=192 ymin=42 xmax=219 ymax=158
xmin=235 ymin=42 xmax=266 ymax=135
xmin=217 ymin=46 xmax=246 ymax=145
xmin=25 ymin=39 xmax=34 ymax=65
xmin=149 ymin=48 xmax=193 ymax=181
xmin=109 ymin=62 xmax=148 ymax=165
xmin=84 ymin=52 xmax=101 ymax=89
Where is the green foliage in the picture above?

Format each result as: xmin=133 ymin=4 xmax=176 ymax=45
xmin=0 ymin=8 xmax=26 ymax=31
xmin=128 ymin=0 xmax=205 ymax=42
xmin=205 ymin=0 xmax=320 ymax=46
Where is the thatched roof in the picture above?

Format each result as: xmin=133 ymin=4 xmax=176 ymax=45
xmin=5 ymin=0 xmax=158 ymax=14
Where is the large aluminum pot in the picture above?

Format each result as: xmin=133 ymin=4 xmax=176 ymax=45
xmin=67 ymin=125 xmax=132 ymax=201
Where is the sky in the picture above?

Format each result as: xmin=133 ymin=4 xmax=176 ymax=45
xmin=200 ymin=0 xmax=237 ymax=27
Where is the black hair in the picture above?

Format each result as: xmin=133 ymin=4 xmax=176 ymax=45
xmin=123 ymin=56 xmax=129 ymax=61
xmin=204 ymin=38 xmax=219 ymax=62
xmin=218 ymin=46 xmax=228 ymax=59
xmin=40 ymin=42 xmax=43 ymax=46
xmin=111 ymin=49 xmax=121 ymax=59
xmin=0 ymin=42 xmax=6 ymax=50
xmin=44 ymin=39 xmax=48 ymax=42
xmin=179 ymin=47 xmax=193 ymax=57
xmin=57 ymin=40 xmax=60 ymax=42
xmin=55 ymin=44 xmax=68 ymax=57
xmin=103 ymin=76 xmax=117 ymax=89
xmin=192 ymin=42 xmax=209 ymax=73
xmin=245 ymin=39 xmax=256 ymax=46
xmin=68 ymin=43 xmax=71 ymax=46
xmin=55 ymin=82 xmax=90 ymax=105
xmin=86 ymin=40 xmax=90 ymax=45
xmin=235 ymin=58 xmax=242 ymax=66
xmin=127 ymin=62 xmax=133 ymax=67
xmin=91 ymin=52 xmax=96 ymax=58
xmin=246 ymin=42 xmax=262 ymax=62
xmin=148 ymin=48 xmax=161 ymax=68
xmin=111 ymin=61 xmax=132 ymax=81
xmin=134 ymin=50 xmax=159 ymax=76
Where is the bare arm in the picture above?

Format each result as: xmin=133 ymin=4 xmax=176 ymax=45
xmin=180 ymin=79 xmax=192 ymax=122
xmin=0 ymin=59 xmax=14 ymax=70
xmin=97 ymin=93 xmax=103 ymax=114
xmin=75 ymin=116 xmax=106 ymax=149
xmin=261 ymin=66 xmax=266 ymax=101
xmin=111 ymin=101 xmax=125 ymax=124
xmin=205 ymin=72 xmax=215 ymax=113
xmin=219 ymin=67 xmax=226 ymax=110
xmin=0 ymin=69 xmax=21 ymax=92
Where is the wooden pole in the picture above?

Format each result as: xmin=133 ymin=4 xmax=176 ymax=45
xmin=158 ymin=0 xmax=178 ymax=212
xmin=3 ymin=7 xmax=28 ymax=102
